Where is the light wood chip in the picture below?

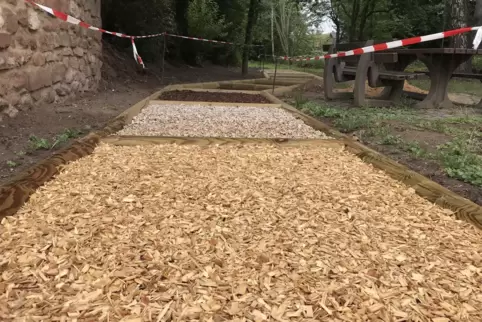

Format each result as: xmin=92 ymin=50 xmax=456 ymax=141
xmin=1 ymin=143 xmax=481 ymax=321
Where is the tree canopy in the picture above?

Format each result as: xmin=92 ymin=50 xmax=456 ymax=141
xmin=101 ymin=0 xmax=482 ymax=67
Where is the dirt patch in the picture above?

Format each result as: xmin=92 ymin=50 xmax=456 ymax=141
xmin=335 ymin=80 xmax=428 ymax=96
xmin=373 ymin=144 xmax=482 ymax=205
xmin=0 ymin=52 xmax=262 ymax=184
xmin=395 ymin=129 xmax=451 ymax=152
xmin=158 ymin=90 xmax=271 ymax=104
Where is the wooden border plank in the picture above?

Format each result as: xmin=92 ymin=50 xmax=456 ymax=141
xmin=149 ymin=100 xmax=281 ymax=108
xmin=0 ymin=86 xmax=172 ymax=219
xmin=260 ymin=89 xmax=482 ymax=229
xmin=158 ymin=88 xmax=263 ymax=95
xmin=102 ymin=136 xmax=344 ymax=148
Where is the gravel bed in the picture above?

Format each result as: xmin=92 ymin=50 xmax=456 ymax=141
xmin=118 ymin=103 xmax=330 ymax=138
xmin=2 ymin=143 xmax=481 ymax=320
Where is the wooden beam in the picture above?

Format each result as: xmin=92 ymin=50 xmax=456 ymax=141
xmin=0 ymin=87 xmax=172 ymax=219
xmin=102 ymin=136 xmax=345 ymax=148
xmin=260 ymin=91 xmax=482 ymax=230
xmin=158 ymin=88 xmax=263 ymax=95
xmin=149 ymin=100 xmax=281 ymax=108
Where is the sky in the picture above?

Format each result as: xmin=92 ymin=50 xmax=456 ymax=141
xmin=320 ymin=19 xmax=335 ymax=33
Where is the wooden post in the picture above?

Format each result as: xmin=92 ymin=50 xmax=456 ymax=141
xmin=262 ymin=45 xmax=266 ymax=71
xmin=161 ymin=33 xmax=167 ymax=85
xmin=272 ymin=56 xmax=278 ymax=94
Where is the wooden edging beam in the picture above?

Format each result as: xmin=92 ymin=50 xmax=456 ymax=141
xmin=157 ymin=88 xmax=264 ymax=95
xmin=149 ymin=100 xmax=280 ymax=108
xmin=0 ymin=86 xmax=174 ymax=219
xmin=3 ymin=72 xmax=481 ymax=231
xmin=102 ymin=136 xmax=344 ymax=148
xmin=260 ymin=90 xmax=482 ymax=229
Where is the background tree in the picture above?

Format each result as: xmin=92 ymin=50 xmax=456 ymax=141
xmin=242 ymin=0 xmax=262 ymax=74
xmin=187 ymin=0 xmax=229 ymax=65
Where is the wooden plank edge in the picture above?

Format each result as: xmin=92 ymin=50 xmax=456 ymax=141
xmin=158 ymin=88 xmax=263 ymax=95
xmin=102 ymin=135 xmax=344 ymax=148
xmin=148 ymin=100 xmax=280 ymax=108
xmin=263 ymin=82 xmax=311 ymax=96
xmin=260 ymin=91 xmax=482 ymax=229
xmin=0 ymin=87 xmax=171 ymax=220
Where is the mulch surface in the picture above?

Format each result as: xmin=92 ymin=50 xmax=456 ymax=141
xmin=0 ymin=64 xmax=262 ymax=185
xmin=158 ymin=90 xmax=272 ymax=104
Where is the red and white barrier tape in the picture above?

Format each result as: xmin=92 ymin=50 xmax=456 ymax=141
xmin=25 ymin=0 xmax=262 ymax=68
xmin=281 ymin=26 xmax=482 ymax=62
xmin=164 ymin=33 xmax=233 ymax=45
xmin=26 ymin=0 xmax=482 ymax=69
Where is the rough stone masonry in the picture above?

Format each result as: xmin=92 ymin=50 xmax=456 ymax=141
xmin=0 ymin=0 xmax=102 ymax=121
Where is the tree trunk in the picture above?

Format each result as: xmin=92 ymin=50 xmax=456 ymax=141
xmin=242 ymin=0 xmax=260 ymax=75
xmin=476 ymin=0 xmax=482 ymax=26
xmin=348 ymin=0 xmax=360 ymax=42
xmin=451 ymin=0 xmax=472 ymax=72
xmin=271 ymin=1 xmax=275 ymax=62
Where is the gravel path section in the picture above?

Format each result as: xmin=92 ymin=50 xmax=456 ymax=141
xmin=1 ymin=143 xmax=481 ymax=321
xmin=118 ymin=103 xmax=330 ymax=138
xmin=158 ymin=90 xmax=272 ymax=103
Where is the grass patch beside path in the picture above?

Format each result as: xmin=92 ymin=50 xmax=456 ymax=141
xmin=249 ymin=60 xmax=323 ymax=77
xmin=299 ymin=101 xmax=482 ymax=187
xmin=410 ymin=79 xmax=482 ymax=97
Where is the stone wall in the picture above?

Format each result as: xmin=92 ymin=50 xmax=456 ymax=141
xmin=0 ymin=0 xmax=102 ymax=121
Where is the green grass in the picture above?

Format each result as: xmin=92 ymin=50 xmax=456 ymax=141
xmin=249 ymin=60 xmax=323 ymax=76
xmin=6 ymin=160 xmax=18 ymax=168
xmin=410 ymin=78 xmax=482 ymax=96
xmin=299 ymin=101 xmax=482 ymax=186
xmin=27 ymin=129 xmax=83 ymax=152
xmin=51 ymin=129 xmax=83 ymax=149
xmin=28 ymin=135 xmax=50 ymax=151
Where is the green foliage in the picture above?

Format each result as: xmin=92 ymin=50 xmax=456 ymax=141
xmin=187 ymin=0 xmax=230 ymax=65
xmin=328 ymin=0 xmax=448 ymax=42
xmin=188 ymin=0 xmax=228 ymax=39
xmin=51 ymin=129 xmax=83 ymax=149
xmin=436 ymin=138 xmax=482 ymax=186
xmin=293 ymin=91 xmax=309 ymax=108
xmin=299 ymin=100 xmax=482 ymax=187
xmin=28 ymin=129 xmax=82 ymax=152
xmin=6 ymin=160 xmax=18 ymax=168
xmin=28 ymin=135 xmax=50 ymax=151
xmin=403 ymin=141 xmax=428 ymax=158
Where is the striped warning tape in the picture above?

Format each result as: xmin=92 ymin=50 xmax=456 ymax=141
xmin=25 ymin=0 xmax=262 ymax=68
xmin=163 ymin=33 xmax=264 ymax=47
xmin=25 ymin=0 xmax=482 ymax=68
xmin=280 ymin=26 xmax=482 ymax=62
xmin=164 ymin=33 xmax=233 ymax=45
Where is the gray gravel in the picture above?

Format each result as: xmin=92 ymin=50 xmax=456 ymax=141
xmin=117 ymin=103 xmax=331 ymax=139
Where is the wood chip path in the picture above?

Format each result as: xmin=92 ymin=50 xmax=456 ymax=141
xmin=1 ymin=143 xmax=481 ymax=321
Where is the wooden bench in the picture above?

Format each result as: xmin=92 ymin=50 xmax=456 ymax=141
xmin=323 ymin=40 xmax=424 ymax=107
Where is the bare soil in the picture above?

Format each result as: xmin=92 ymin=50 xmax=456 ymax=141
xmin=158 ymin=90 xmax=271 ymax=103
xmin=0 ymin=55 xmax=262 ymax=184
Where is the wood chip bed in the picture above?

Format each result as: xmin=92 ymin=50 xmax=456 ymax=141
xmin=117 ymin=103 xmax=329 ymax=139
xmin=1 ymin=143 xmax=481 ymax=321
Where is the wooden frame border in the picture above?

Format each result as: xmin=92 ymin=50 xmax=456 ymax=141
xmin=149 ymin=100 xmax=281 ymax=108
xmin=156 ymin=87 xmax=265 ymax=95
xmin=5 ymin=70 xmax=479 ymax=230
xmin=102 ymin=136 xmax=344 ymax=148
xmin=260 ymin=90 xmax=482 ymax=229
xmin=0 ymin=86 xmax=176 ymax=219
